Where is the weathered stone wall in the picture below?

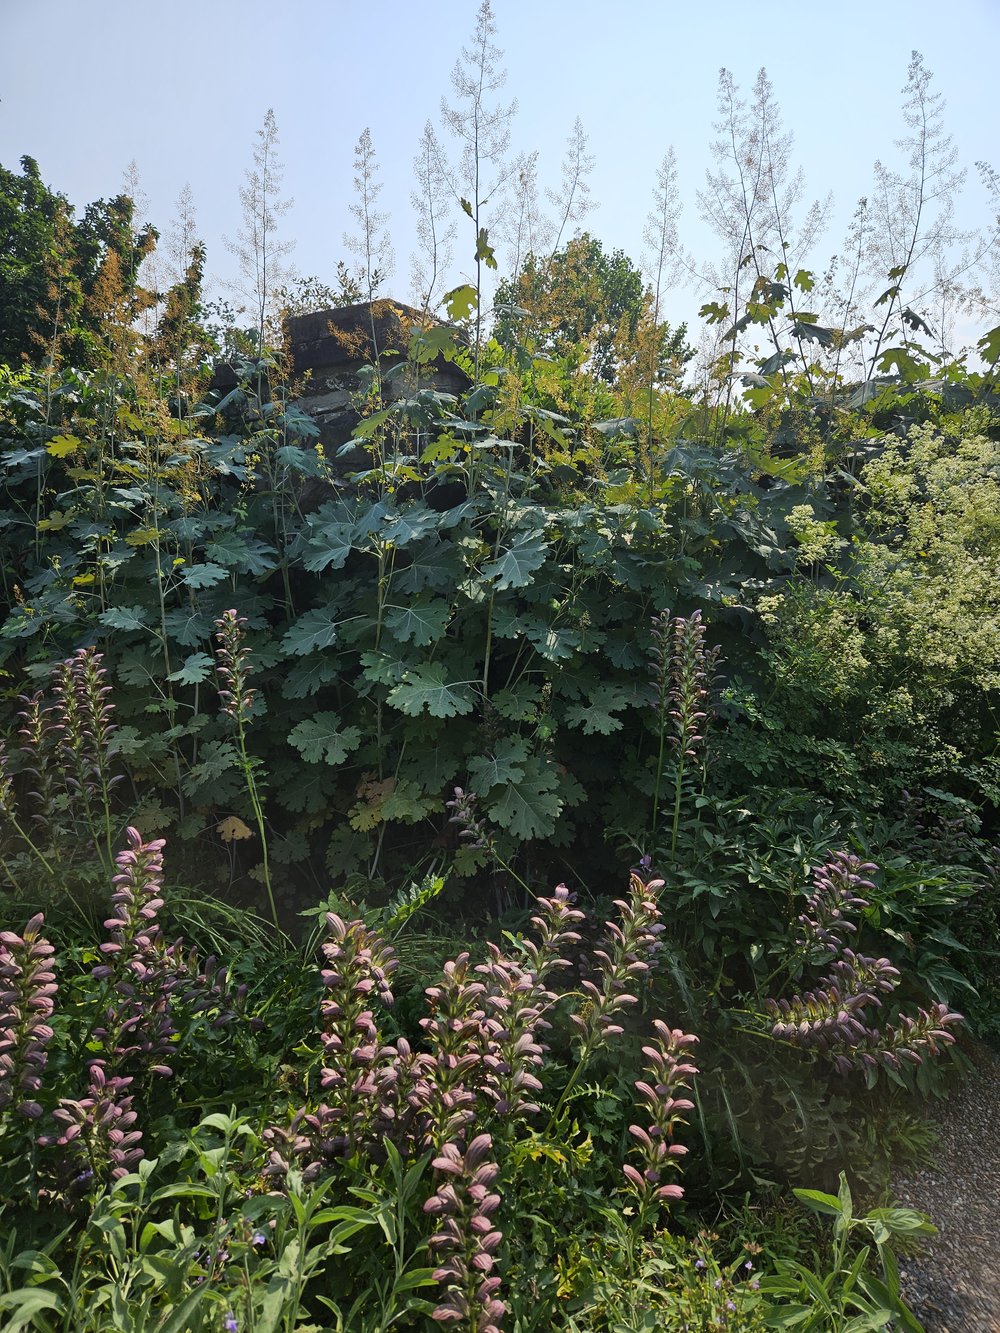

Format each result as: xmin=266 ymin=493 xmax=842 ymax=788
xmin=285 ymin=300 xmax=468 ymax=471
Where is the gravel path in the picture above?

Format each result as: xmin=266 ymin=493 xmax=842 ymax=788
xmin=893 ymin=1039 xmax=1000 ymax=1332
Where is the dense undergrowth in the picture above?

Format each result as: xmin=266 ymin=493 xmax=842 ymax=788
xmin=3 ymin=7 xmax=1000 ymax=1327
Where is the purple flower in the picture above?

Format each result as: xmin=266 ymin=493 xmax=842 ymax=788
xmin=523 ymin=884 xmax=585 ymax=985
xmin=420 ymin=954 xmax=486 ymax=1149
xmin=264 ymin=914 xmax=400 ymax=1178
xmin=446 ymin=787 xmax=493 ymax=853
xmin=39 ymin=1060 xmax=143 ymax=1183
xmin=425 ymin=1134 xmax=505 ymax=1333
xmin=624 ymin=1021 xmax=698 ymax=1209
xmin=214 ymin=611 xmax=256 ymax=723
xmin=224 ymin=1315 xmax=238 ymax=1333
xmin=477 ymin=945 xmax=548 ymax=1121
xmin=0 ymin=913 xmax=57 ymax=1118
xmin=795 ymin=852 xmax=876 ymax=956
xmin=91 ymin=828 xmax=178 ymax=1077
xmin=766 ymin=852 xmax=964 ymax=1076
xmin=571 ymin=873 xmax=665 ymax=1055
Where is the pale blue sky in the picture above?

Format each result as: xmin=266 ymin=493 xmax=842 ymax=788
xmin=2 ymin=0 xmax=998 ymax=335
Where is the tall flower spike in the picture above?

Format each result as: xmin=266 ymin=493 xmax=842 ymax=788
xmin=424 ymin=1133 xmax=505 ymax=1333
xmin=315 ymin=913 xmax=397 ymax=1153
xmin=39 ymin=1061 xmax=143 ymax=1183
xmin=668 ymin=610 xmax=710 ymax=758
xmin=624 ymin=1021 xmax=698 ymax=1209
xmin=571 ymin=873 xmax=664 ymax=1052
xmin=476 ymin=944 xmax=547 ymax=1120
xmin=50 ymin=654 xmax=97 ymax=798
xmin=92 ymin=827 xmax=176 ymax=1077
xmin=69 ymin=648 xmax=119 ymax=776
xmin=522 ymin=883 xmax=585 ymax=986
xmin=647 ymin=608 xmax=674 ymax=717
xmin=795 ymin=852 xmax=877 ymax=957
xmin=17 ymin=689 xmax=61 ymax=829
xmin=767 ymin=851 xmax=964 ymax=1077
xmin=421 ymin=953 xmax=487 ymax=1149
xmin=446 ymin=787 xmax=492 ymax=853
xmin=214 ymin=609 xmax=256 ymax=723
xmin=265 ymin=914 xmax=400 ymax=1178
xmin=0 ymin=913 xmax=57 ymax=1119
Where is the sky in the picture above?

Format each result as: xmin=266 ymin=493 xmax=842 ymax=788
xmin=2 ymin=0 xmax=999 ymax=338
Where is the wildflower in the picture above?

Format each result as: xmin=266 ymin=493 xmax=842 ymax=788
xmin=425 ymin=1134 xmax=505 ymax=1333
xmin=49 ymin=647 xmax=121 ymax=820
xmin=667 ymin=610 xmax=714 ymax=758
xmin=523 ymin=883 xmax=585 ymax=985
xmin=477 ymin=944 xmax=548 ymax=1120
xmin=795 ymin=852 xmax=876 ymax=957
xmin=766 ymin=854 xmax=964 ymax=1075
xmin=572 ymin=874 xmax=664 ymax=1053
xmin=623 ymin=1020 xmax=698 ymax=1209
xmin=421 ymin=953 xmax=486 ymax=1149
xmin=446 ymin=787 xmax=492 ymax=853
xmin=224 ymin=1314 xmax=238 ymax=1332
xmin=264 ymin=914 xmax=399 ymax=1176
xmin=214 ymin=610 xmax=256 ymax=723
xmin=39 ymin=1060 xmax=143 ymax=1182
xmin=0 ymin=912 xmax=57 ymax=1119
xmin=92 ymin=827 xmax=177 ymax=1076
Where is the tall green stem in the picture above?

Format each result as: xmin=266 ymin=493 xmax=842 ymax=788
xmin=234 ymin=714 xmax=277 ymax=930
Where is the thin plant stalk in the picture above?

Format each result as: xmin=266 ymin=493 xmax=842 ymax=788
xmin=214 ymin=610 xmax=278 ymax=928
